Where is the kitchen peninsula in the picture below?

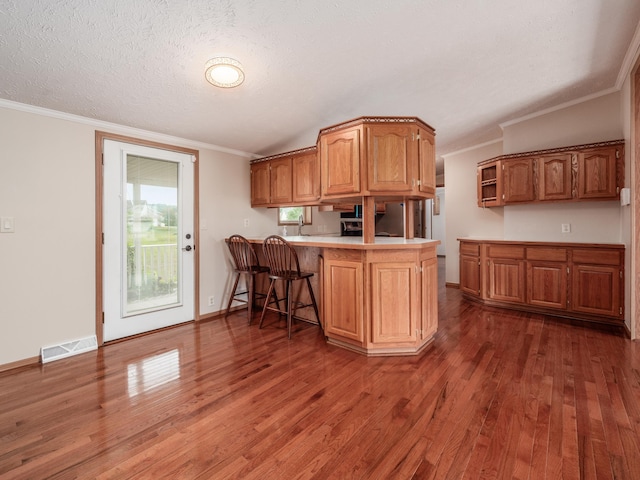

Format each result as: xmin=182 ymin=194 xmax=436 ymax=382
xmin=249 ymin=116 xmax=439 ymax=355
xmin=249 ymin=235 xmax=440 ymax=356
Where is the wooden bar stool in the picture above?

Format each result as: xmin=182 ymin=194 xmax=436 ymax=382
xmin=259 ymin=235 xmax=321 ymax=339
xmin=225 ymin=234 xmax=273 ymax=324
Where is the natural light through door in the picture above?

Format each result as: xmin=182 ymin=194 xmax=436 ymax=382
xmin=103 ymin=140 xmax=195 ymax=341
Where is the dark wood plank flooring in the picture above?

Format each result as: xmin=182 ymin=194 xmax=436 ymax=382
xmin=2 ymin=259 xmax=640 ymax=479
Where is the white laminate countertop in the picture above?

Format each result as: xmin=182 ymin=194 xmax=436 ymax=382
xmin=247 ymin=235 xmax=440 ymax=250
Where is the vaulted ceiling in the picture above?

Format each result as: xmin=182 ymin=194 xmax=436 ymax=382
xmin=2 ymin=0 xmax=640 ymax=172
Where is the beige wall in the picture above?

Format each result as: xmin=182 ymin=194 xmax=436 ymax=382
xmin=442 ymin=140 xmax=504 ymax=284
xmin=502 ymin=92 xmax=623 ymax=153
xmin=0 ymin=103 xmax=340 ymax=366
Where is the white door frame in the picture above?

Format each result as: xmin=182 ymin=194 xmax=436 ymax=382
xmin=95 ymin=131 xmax=200 ymax=345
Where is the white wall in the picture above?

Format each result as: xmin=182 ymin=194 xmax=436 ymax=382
xmin=0 ymin=103 xmax=341 ymax=366
xmin=443 ymin=141 xmax=504 ymax=284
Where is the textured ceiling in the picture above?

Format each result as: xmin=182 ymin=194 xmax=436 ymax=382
xmin=2 ymin=0 xmax=640 ymax=168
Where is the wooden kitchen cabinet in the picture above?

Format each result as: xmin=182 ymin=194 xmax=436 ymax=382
xmin=421 ymin=256 xmax=438 ymax=339
xmin=370 ymin=259 xmax=419 ymax=344
xmin=250 ymin=161 xmax=271 ymax=207
xmin=486 ymin=245 xmax=526 ymax=303
xmin=366 ymin=124 xmax=415 ymax=193
xmin=320 ymin=127 xmax=362 ymax=197
xmin=292 ymin=149 xmax=320 ymax=203
xmin=323 ymin=243 xmax=438 ymax=355
xmin=250 ymin=146 xmax=318 ymax=207
xmin=319 ymin=116 xmax=436 ymax=201
xmin=537 ymin=153 xmax=573 ymax=201
xmin=476 ymin=140 xmax=624 ymax=207
xmin=577 ymin=146 xmax=619 ymax=199
xmin=477 ymin=160 xmax=502 ymax=207
xmin=526 ymin=247 xmax=568 ymax=310
xmin=270 ymin=157 xmax=293 ymax=205
xmin=324 ymin=252 xmax=364 ymax=344
xmin=418 ymin=127 xmax=437 ymax=196
xmin=571 ymin=248 xmax=623 ymax=318
xmin=503 ymin=158 xmax=535 ymax=204
xmin=458 ymin=239 xmax=624 ymax=326
xmin=459 ymin=242 xmax=481 ymax=297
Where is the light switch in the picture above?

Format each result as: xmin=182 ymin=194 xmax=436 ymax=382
xmin=0 ymin=217 xmax=15 ymax=233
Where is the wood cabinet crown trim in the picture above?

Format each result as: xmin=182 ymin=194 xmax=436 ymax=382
xmin=250 ymin=145 xmax=317 ymax=165
xmin=317 ymin=116 xmax=435 ymax=138
xmin=477 ymin=139 xmax=624 ymax=166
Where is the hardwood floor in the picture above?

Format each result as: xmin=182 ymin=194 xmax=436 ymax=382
xmin=2 ymin=259 xmax=640 ymax=479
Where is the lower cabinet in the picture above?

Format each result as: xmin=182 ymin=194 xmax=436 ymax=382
xmin=486 ymin=245 xmax=526 ymax=303
xmin=324 ymin=244 xmax=438 ymax=355
xmin=459 ymin=239 xmax=624 ymax=325
xmin=571 ymin=249 xmax=623 ymax=318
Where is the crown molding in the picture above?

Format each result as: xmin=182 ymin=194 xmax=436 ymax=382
xmin=0 ymin=98 xmax=257 ymax=159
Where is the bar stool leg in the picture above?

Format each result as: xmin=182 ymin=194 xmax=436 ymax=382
xmin=247 ymin=273 xmax=254 ymax=325
xmin=287 ymin=279 xmax=294 ymax=339
xmin=225 ymin=272 xmax=241 ymax=318
xmin=305 ymin=277 xmax=321 ymax=329
xmin=259 ymin=279 xmax=276 ymax=329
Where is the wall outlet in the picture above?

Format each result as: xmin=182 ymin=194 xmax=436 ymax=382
xmin=561 ymin=223 xmax=571 ymax=233
xmin=243 ymin=218 xmax=249 ymax=227
xmin=208 ymin=296 xmax=215 ymax=306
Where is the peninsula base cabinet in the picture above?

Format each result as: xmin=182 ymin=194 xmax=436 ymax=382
xmin=458 ymin=239 xmax=624 ymax=326
xmin=323 ymin=244 xmax=438 ymax=356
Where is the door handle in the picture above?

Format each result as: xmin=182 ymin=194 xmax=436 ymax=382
xmin=182 ymin=245 xmax=193 ymax=252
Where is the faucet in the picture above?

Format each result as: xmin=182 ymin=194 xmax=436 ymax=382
xmin=297 ymin=214 xmax=304 ymax=236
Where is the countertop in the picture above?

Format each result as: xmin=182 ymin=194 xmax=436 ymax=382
xmin=248 ymin=235 xmax=440 ymax=250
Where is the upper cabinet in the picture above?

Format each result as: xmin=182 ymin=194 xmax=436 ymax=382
xmin=250 ymin=147 xmax=319 ymax=208
xmin=577 ymin=146 xmax=619 ymax=199
xmin=503 ymin=158 xmax=535 ymax=203
xmin=319 ymin=117 xmax=436 ymax=201
xmin=477 ymin=140 xmax=624 ymax=207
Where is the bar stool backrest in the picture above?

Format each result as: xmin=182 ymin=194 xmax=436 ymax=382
xmin=262 ymin=235 xmax=301 ymax=277
xmin=226 ymin=234 xmax=260 ymax=272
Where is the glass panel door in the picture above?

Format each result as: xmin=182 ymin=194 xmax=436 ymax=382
xmin=103 ymin=140 xmax=195 ymax=341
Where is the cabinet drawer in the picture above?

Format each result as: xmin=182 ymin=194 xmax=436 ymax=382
xmin=526 ymin=247 xmax=567 ymax=262
xmin=573 ymin=249 xmax=621 ymax=266
xmin=487 ymin=245 xmax=525 ymax=259
xmin=460 ymin=243 xmax=480 ymax=256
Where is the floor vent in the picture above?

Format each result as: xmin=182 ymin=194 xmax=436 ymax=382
xmin=40 ymin=335 xmax=98 ymax=364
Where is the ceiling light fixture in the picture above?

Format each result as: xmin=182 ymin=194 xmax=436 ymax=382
xmin=205 ymin=57 xmax=245 ymax=88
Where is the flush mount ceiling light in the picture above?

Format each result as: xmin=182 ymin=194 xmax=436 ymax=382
xmin=205 ymin=57 xmax=245 ymax=88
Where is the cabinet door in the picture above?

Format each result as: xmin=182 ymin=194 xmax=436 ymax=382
xmin=527 ymin=261 xmax=567 ymax=310
xmin=324 ymin=259 xmax=364 ymax=343
xmin=321 ymin=128 xmax=361 ymax=196
xmin=292 ymin=151 xmax=319 ymax=203
xmin=460 ymin=255 xmax=481 ymax=297
xmin=577 ymin=146 xmax=618 ymax=199
xmin=571 ymin=264 xmax=621 ymax=317
xmin=270 ymin=157 xmax=292 ymax=205
xmin=537 ymin=153 xmax=573 ymax=201
xmin=250 ymin=161 xmax=271 ymax=206
xmin=366 ymin=124 xmax=414 ymax=193
xmin=487 ymin=258 xmax=526 ymax=303
xmin=418 ymin=128 xmax=436 ymax=195
xmin=371 ymin=261 xmax=418 ymax=344
xmin=421 ymin=257 xmax=438 ymax=339
xmin=503 ymin=158 xmax=535 ymax=203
